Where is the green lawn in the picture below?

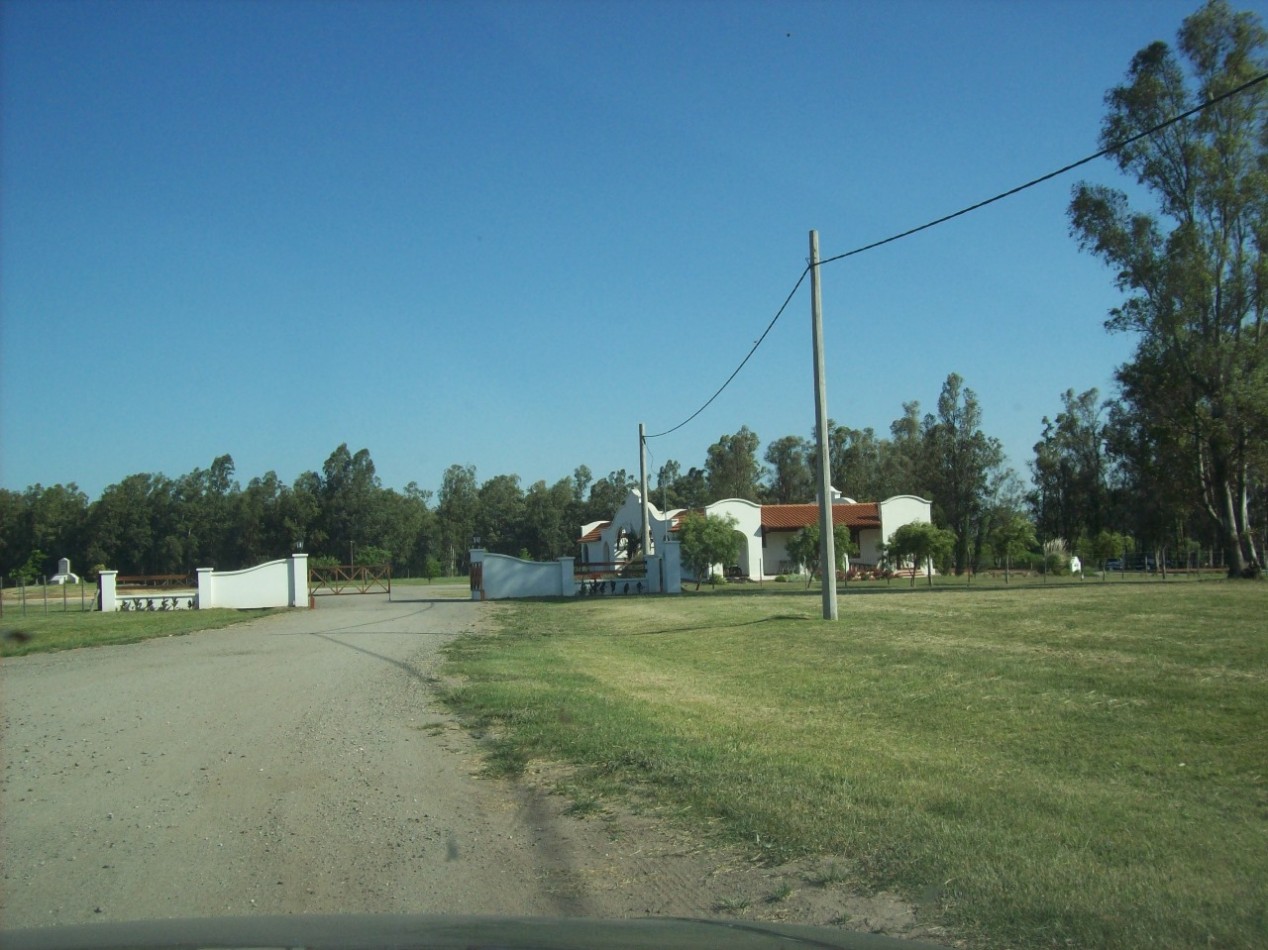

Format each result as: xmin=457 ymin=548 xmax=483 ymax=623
xmin=0 ymin=607 xmax=280 ymax=657
xmin=441 ymin=582 xmax=1268 ymax=949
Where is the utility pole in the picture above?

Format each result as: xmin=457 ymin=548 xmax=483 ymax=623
xmin=810 ymin=230 xmax=838 ymax=621
xmin=639 ymin=423 xmax=652 ymax=558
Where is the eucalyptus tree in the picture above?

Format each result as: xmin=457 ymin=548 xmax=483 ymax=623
xmin=920 ymin=374 xmax=1006 ymax=573
xmin=1069 ymin=0 xmax=1267 ymax=576
xmin=1030 ymin=389 xmax=1113 ymax=546
xmin=705 ymin=426 xmax=762 ymax=502
xmin=437 ymin=464 xmax=479 ymax=575
xmin=763 ymin=435 xmax=815 ymax=504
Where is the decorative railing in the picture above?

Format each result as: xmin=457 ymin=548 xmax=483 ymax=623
xmin=574 ymin=560 xmax=647 ymax=580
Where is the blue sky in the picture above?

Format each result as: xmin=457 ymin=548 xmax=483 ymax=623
xmin=4 ymin=0 xmax=1261 ymax=500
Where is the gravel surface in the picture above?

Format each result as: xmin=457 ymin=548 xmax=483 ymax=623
xmin=2 ymin=593 xmax=938 ymax=943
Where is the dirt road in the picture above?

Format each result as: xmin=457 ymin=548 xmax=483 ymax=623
xmin=1 ymin=593 xmax=935 ymax=940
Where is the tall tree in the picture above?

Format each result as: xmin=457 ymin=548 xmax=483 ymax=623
xmin=763 ymin=435 xmax=815 ymax=503
xmin=317 ymin=445 xmax=383 ymax=563
xmin=887 ymin=401 xmax=929 ymax=497
xmin=586 ymin=469 xmax=637 ymax=521
xmin=705 ymin=426 xmax=762 ymax=501
xmin=437 ymin=464 xmax=478 ymax=575
xmin=1030 ymin=389 xmax=1113 ymax=546
xmin=827 ymin=423 xmax=892 ymax=501
xmin=521 ymin=477 xmax=575 ymax=560
xmin=670 ymin=466 xmax=711 ymax=509
xmin=1069 ymin=0 xmax=1267 ymax=576
xmin=921 ymin=373 xmax=1006 ymax=573
xmin=476 ymin=474 xmax=526 ymax=555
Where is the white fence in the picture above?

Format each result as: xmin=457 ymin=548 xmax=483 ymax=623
xmin=98 ymin=555 xmax=309 ymax=611
xmin=468 ymin=551 xmax=577 ymax=600
xmin=470 ymin=545 xmax=681 ymax=600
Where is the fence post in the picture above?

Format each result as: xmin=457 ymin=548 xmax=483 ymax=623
xmin=43 ymin=577 xmax=48 ymax=613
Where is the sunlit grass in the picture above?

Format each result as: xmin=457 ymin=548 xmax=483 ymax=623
xmin=441 ymin=582 xmax=1268 ymax=949
xmin=1 ymin=608 xmax=281 ymax=657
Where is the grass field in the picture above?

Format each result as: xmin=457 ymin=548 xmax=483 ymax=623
xmin=0 ymin=607 xmax=279 ymax=657
xmin=440 ymin=581 xmax=1268 ymax=949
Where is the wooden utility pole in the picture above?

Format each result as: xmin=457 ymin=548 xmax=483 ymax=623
xmin=810 ymin=230 xmax=838 ymax=621
xmin=639 ymin=423 xmax=652 ymax=558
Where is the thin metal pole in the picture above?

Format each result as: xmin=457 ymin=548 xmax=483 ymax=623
xmin=810 ymin=230 xmax=838 ymax=621
xmin=639 ymin=423 xmax=652 ymax=558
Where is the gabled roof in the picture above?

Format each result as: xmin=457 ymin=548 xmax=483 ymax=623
xmin=578 ymin=521 xmax=610 ymax=543
xmin=761 ymin=502 xmax=880 ymax=532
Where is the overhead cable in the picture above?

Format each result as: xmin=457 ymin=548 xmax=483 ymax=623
xmin=648 ymin=69 xmax=1268 ymax=439
xmin=645 ymin=266 xmax=810 ymax=439
xmin=819 ymin=70 xmax=1268 ymax=266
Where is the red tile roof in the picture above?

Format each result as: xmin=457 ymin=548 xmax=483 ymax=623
xmin=761 ymin=502 xmax=880 ymax=531
xmin=578 ymin=521 xmax=610 ymax=543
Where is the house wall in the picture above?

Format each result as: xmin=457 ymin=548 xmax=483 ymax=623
xmin=761 ymin=530 xmax=796 ymax=576
xmin=582 ymin=490 xmax=685 ymax=567
xmin=876 ymin=495 xmax=933 ymax=565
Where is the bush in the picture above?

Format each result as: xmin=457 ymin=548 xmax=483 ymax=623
xmin=774 ymin=574 xmax=791 ymax=583
xmin=709 ymin=573 xmax=728 ymax=586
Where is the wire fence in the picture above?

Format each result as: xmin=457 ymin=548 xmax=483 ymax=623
xmin=0 ymin=576 xmax=98 ymax=616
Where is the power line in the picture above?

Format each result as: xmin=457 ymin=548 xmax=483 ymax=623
xmin=645 ymin=266 xmax=810 ymax=439
xmin=647 ymin=69 xmax=1268 ymax=440
xmin=819 ymin=70 xmax=1268 ymax=267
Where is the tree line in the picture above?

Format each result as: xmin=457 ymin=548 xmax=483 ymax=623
xmin=2 ymin=361 xmax=1257 ymax=584
xmin=1 ymin=2 xmax=1263 ymax=582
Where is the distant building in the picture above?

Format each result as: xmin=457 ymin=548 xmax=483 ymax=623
xmin=580 ymin=489 xmax=932 ymax=581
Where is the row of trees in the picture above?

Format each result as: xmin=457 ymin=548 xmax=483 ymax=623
xmin=0 ymin=447 xmax=649 ymax=581
xmin=0 ymin=359 xmax=1238 ymax=586
xmin=0 ymin=359 xmax=1260 ymax=582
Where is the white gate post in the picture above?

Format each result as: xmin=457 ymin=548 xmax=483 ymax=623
xmin=288 ymin=553 xmax=309 ymax=607
xmin=558 ymin=557 xmax=576 ymax=596
xmin=196 ymin=568 xmax=215 ymax=609
xmin=98 ymin=571 xmax=118 ymax=612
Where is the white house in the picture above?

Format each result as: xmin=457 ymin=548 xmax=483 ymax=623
xmin=580 ymin=489 xmax=932 ymax=582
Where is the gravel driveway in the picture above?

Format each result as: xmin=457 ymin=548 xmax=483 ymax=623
xmin=1 ymin=594 xmax=610 ymax=929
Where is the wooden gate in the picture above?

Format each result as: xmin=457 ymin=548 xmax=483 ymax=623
xmin=309 ymin=563 xmax=391 ymax=595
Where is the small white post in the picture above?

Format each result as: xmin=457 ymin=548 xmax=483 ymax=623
xmin=196 ymin=568 xmax=215 ymax=609
xmin=98 ymin=571 xmax=118 ymax=612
